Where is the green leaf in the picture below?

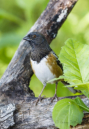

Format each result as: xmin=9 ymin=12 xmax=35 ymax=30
xmin=52 ymin=98 xmax=84 ymax=129
xmin=59 ymin=39 xmax=89 ymax=84
xmin=65 ymin=82 xmax=89 ymax=98
xmin=47 ymin=75 xmax=67 ymax=83
xmin=57 ymin=39 xmax=89 ymax=96
xmin=74 ymin=97 xmax=89 ymax=112
xmin=74 ymin=84 xmax=89 ymax=98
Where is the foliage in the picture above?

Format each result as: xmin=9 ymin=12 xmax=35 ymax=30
xmin=0 ymin=0 xmax=89 ymax=97
xmin=52 ymin=98 xmax=84 ymax=129
xmin=52 ymin=39 xmax=89 ymax=129
xmin=59 ymin=39 xmax=89 ymax=98
xmin=53 ymin=97 xmax=89 ymax=129
xmin=59 ymin=39 xmax=89 ymax=84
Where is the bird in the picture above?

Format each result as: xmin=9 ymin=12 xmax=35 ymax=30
xmin=23 ymin=32 xmax=77 ymax=105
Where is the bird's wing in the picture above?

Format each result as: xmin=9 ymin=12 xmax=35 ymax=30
xmin=51 ymin=51 xmax=63 ymax=71
xmin=51 ymin=51 xmax=81 ymax=94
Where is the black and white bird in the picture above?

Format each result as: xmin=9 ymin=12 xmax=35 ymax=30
xmin=23 ymin=32 xmax=77 ymax=105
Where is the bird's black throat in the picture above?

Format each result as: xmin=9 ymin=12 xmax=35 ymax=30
xmin=30 ymin=47 xmax=51 ymax=63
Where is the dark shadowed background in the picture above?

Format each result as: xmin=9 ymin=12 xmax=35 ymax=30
xmin=0 ymin=0 xmax=89 ymax=98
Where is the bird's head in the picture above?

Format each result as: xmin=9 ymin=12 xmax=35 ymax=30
xmin=23 ymin=32 xmax=48 ymax=50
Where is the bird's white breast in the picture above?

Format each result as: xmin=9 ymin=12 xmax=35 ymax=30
xmin=30 ymin=56 xmax=56 ymax=85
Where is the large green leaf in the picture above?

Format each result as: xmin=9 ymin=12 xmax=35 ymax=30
xmin=52 ymin=98 xmax=83 ymax=129
xmin=59 ymin=39 xmax=89 ymax=84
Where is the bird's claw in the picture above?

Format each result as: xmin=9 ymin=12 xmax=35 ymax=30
xmin=35 ymin=95 xmax=45 ymax=105
xmin=51 ymin=94 xmax=58 ymax=103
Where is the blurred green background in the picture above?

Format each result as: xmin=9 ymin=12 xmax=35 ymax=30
xmin=0 ymin=0 xmax=89 ymax=98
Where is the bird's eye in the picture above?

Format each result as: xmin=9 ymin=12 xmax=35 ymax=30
xmin=32 ymin=35 xmax=36 ymax=38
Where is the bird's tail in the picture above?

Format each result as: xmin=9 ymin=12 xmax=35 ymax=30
xmin=61 ymin=81 xmax=81 ymax=94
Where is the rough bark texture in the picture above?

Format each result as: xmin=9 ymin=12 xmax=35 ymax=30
xmin=1 ymin=0 xmax=88 ymax=129
xmin=0 ymin=96 xmax=89 ymax=129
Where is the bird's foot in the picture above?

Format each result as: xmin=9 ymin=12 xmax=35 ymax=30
xmin=35 ymin=95 xmax=45 ymax=105
xmin=51 ymin=94 xmax=58 ymax=103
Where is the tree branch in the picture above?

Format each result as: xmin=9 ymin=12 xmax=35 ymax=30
xmin=0 ymin=0 xmax=78 ymax=100
xmin=1 ymin=0 xmax=88 ymax=129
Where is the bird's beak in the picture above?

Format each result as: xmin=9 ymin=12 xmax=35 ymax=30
xmin=23 ymin=36 xmax=32 ymax=42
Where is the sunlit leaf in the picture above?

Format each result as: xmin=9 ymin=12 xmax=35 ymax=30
xmin=52 ymin=98 xmax=83 ymax=129
xmin=74 ymin=84 xmax=89 ymax=98
xmin=65 ymin=82 xmax=89 ymax=98
xmin=59 ymin=38 xmax=89 ymax=84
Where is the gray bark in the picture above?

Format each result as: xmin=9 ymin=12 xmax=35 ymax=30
xmin=1 ymin=0 xmax=88 ymax=129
